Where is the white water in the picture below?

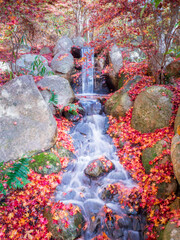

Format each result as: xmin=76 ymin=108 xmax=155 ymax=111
xmin=81 ymin=47 xmax=94 ymax=94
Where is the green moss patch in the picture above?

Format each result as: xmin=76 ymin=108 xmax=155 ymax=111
xmin=29 ymin=152 xmax=61 ymax=175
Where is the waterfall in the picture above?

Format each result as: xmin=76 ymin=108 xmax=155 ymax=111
xmin=81 ymin=47 xmax=94 ymax=94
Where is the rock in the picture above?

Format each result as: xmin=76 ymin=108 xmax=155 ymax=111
xmin=165 ymin=60 xmax=180 ymax=78
xmin=105 ymin=76 xmax=142 ymax=118
xmin=171 ymin=134 xmax=180 ymax=184
xmin=127 ymin=230 xmax=140 ymax=240
xmin=0 ymin=75 xmax=57 ymax=162
xmin=53 ymin=36 xmax=73 ymax=56
xmin=75 ymin=122 xmax=93 ymax=136
xmin=0 ymin=61 xmax=11 ymax=73
xmin=40 ymin=47 xmax=52 ymax=55
xmin=15 ymin=54 xmax=53 ymax=76
xmin=118 ymin=216 xmax=132 ymax=228
xmin=37 ymin=75 xmax=75 ymax=113
xmin=105 ymin=91 xmax=133 ymax=118
xmin=84 ymin=199 xmax=104 ymax=215
xmin=84 ymin=156 xmax=115 ymax=178
xmin=44 ymin=202 xmax=85 ymax=240
xmin=71 ymin=46 xmax=82 ymax=58
xmin=29 ymin=152 xmax=61 ymax=175
xmin=72 ymin=37 xmax=85 ymax=47
xmin=18 ymin=44 xmax=31 ymax=54
xmin=162 ymin=219 xmax=180 ymax=240
xmin=131 ymin=86 xmax=173 ymax=133
xmin=156 ymin=177 xmax=177 ymax=199
xmin=108 ymin=44 xmax=123 ymax=89
xmin=51 ymin=51 xmax=74 ymax=75
xmin=174 ymin=106 xmax=180 ymax=134
xmin=142 ymin=139 xmax=170 ymax=174
xmin=124 ymin=48 xmax=146 ymax=63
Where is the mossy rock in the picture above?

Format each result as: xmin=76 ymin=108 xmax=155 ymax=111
xmin=156 ymin=178 xmax=177 ymax=199
xmin=162 ymin=219 xmax=180 ymax=240
xmin=44 ymin=203 xmax=85 ymax=240
xmin=142 ymin=139 xmax=170 ymax=174
xmin=131 ymin=86 xmax=173 ymax=133
xmin=29 ymin=152 xmax=61 ymax=175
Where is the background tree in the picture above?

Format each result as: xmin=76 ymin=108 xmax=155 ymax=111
xmin=89 ymin=0 xmax=179 ymax=83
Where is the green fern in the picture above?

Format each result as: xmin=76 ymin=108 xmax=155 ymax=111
xmin=0 ymin=157 xmax=31 ymax=195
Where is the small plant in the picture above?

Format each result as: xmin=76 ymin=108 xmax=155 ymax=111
xmin=0 ymin=157 xmax=31 ymax=196
xmin=63 ymin=103 xmax=83 ymax=115
xmin=30 ymin=56 xmax=54 ymax=76
xmin=49 ymin=90 xmax=58 ymax=105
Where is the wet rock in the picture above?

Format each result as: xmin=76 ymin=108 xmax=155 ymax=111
xmin=71 ymin=46 xmax=82 ymax=58
xmin=171 ymin=134 xmax=180 ymax=184
xmin=141 ymin=139 xmax=170 ymax=174
xmin=0 ymin=75 xmax=57 ymax=162
xmin=44 ymin=202 xmax=85 ymax=240
xmin=118 ymin=216 xmax=132 ymax=228
xmin=107 ymin=170 xmax=127 ymax=181
xmin=81 ymin=100 xmax=102 ymax=115
xmin=29 ymin=152 xmax=61 ymax=175
xmin=75 ymin=123 xmax=93 ymax=136
xmin=127 ymin=230 xmax=140 ymax=240
xmin=131 ymin=86 xmax=173 ymax=133
xmin=84 ymin=199 xmax=104 ymax=216
xmin=84 ymin=157 xmax=115 ymax=178
xmin=133 ymin=217 xmax=141 ymax=231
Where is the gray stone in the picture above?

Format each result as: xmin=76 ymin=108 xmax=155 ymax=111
xmin=0 ymin=61 xmax=11 ymax=73
xmin=162 ymin=219 xmax=180 ymax=240
xmin=171 ymin=134 xmax=180 ymax=184
xmin=18 ymin=44 xmax=31 ymax=54
xmin=15 ymin=54 xmax=53 ymax=76
xmin=0 ymin=75 xmax=57 ymax=162
xmin=53 ymin=36 xmax=73 ymax=56
xmin=131 ymin=86 xmax=173 ymax=133
xmin=72 ymin=37 xmax=85 ymax=47
xmin=51 ymin=51 xmax=74 ymax=74
xmin=40 ymin=47 xmax=52 ymax=55
xmin=37 ymin=75 xmax=75 ymax=111
xmin=127 ymin=230 xmax=140 ymax=240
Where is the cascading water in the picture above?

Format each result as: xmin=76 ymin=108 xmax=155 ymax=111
xmin=81 ymin=47 xmax=94 ymax=94
xmin=55 ymin=47 xmax=145 ymax=239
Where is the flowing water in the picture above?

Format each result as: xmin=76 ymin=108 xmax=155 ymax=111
xmin=55 ymin=48 xmax=145 ymax=239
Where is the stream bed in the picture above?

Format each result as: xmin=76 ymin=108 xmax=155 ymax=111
xmin=55 ymin=97 xmax=146 ymax=240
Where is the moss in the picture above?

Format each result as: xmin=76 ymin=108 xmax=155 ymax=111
xmin=142 ymin=140 xmax=169 ymax=174
xmin=29 ymin=152 xmax=61 ymax=175
xmin=159 ymin=88 xmax=173 ymax=100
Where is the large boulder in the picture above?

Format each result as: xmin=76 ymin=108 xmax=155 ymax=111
xmin=171 ymin=134 xmax=180 ymax=184
xmin=174 ymin=105 xmax=180 ymax=134
xmin=105 ymin=91 xmax=132 ymax=118
xmin=108 ymin=44 xmax=123 ymax=89
xmin=51 ymin=51 xmax=74 ymax=76
xmin=131 ymin=86 xmax=173 ymax=133
xmin=44 ymin=202 xmax=85 ymax=240
xmin=53 ymin=36 xmax=73 ymax=56
xmin=14 ymin=54 xmax=53 ymax=76
xmin=0 ymin=75 xmax=57 ymax=162
xmin=162 ymin=219 xmax=180 ymax=240
xmin=105 ymin=76 xmax=142 ymax=118
xmin=36 ymin=75 xmax=75 ymax=113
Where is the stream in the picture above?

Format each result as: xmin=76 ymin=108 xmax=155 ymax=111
xmin=55 ymin=47 xmax=145 ymax=239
